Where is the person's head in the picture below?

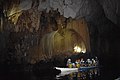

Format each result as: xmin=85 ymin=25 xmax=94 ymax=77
xmin=67 ymin=59 xmax=72 ymax=63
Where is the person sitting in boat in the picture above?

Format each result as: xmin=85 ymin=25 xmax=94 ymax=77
xmin=95 ymin=57 xmax=99 ymax=66
xmin=80 ymin=58 xmax=85 ymax=67
xmin=72 ymin=63 xmax=76 ymax=68
xmin=86 ymin=59 xmax=92 ymax=67
xmin=66 ymin=58 xmax=72 ymax=68
xmin=92 ymin=58 xmax=96 ymax=66
xmin=75 ymin=59 xmax=80 ymax=68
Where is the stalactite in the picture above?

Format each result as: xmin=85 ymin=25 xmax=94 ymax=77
xmin=0 ymin=17 xmax=3 ymax=32
xmin=0 ymin=6 xmax=4 ymax=32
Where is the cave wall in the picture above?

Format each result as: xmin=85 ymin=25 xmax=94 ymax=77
xmin=39 ymin=18 xmax=89 ymax=59
xmin=0 ymin=9 xmax=90 ymax=64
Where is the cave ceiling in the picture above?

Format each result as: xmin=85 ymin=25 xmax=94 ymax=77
xmin=0 ymin=0 xmax=120 ymax=26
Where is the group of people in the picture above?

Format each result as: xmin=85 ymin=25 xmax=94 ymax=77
xmin=66 ymin=57 xmax=99 ymax=68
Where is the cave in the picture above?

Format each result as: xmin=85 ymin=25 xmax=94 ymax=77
xmin=0 ymin=0 xmax=120 ymax=80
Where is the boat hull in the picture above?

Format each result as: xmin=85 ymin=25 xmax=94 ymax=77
xmin=55 ymin=66 xmax=97 ymax=72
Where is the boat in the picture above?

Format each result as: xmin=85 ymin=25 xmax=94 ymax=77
xmin=55 ymin=66 xmax=98 ymax=72
xmin=55 ymin=67 xmax=78 ymax=77
xmin=55 ymin=67 xmax=78 ymax=72
xmin=55 ymin=66 xmax=98 ymax=77
xmin=79 ymin=66 xmax=98 ymax=71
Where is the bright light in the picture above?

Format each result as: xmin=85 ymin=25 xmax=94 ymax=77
xmin=81 ymin=50 xmax=86 ymax=53
xmin=74 ymin=46 xmax=81 ymax=53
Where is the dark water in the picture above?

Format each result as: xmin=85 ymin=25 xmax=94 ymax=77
xmin=0 ymin=67 xmax=119 ymax=80
xmin=56 ymin=68 xmax=100 ymax=80
xmin=57 ymin=68 xmax=120 ymax=80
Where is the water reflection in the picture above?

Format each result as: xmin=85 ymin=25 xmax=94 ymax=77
xmin=56 ymin=68 xmax=100 ymax=80
xmin=1 ymin=67 xmax=120 ymax=80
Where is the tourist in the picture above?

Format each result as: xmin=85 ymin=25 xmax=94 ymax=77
xmin=75 ymin=59 xmax=80 ymax=68
xmin=92 ymin=58 xmax=96 ymax=66
xmin=66 ymin=58 xmax=72 ymax=68
xmin=86 ymin=59 xmax=92 ymax=66
xmin=80 ymin=58 xmax=85 ymax=67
